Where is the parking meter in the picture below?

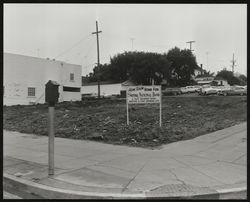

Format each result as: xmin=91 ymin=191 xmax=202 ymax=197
xmin=45 ymin=80 xmax=59 ymax=176
xmin=45 ymin=80 xmax=60 ymax=106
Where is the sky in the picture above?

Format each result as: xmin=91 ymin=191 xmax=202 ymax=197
xmin=4 ymin=4 xmax=247 ymax=76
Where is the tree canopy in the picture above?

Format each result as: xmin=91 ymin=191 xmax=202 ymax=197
xmin=166 ymin=47 xmax=199 ymax=86
xmin=215 ymin=70 xmax=246 ymax=85
xmin=87 ymin=47 xmax=199 ymax=86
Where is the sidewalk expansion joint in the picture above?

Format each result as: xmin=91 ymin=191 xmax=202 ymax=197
xmin=211 ymin=129 xmax=246 ymax=144
xmin=168 ymin=169 xmax=186 ymax=185
xmin=91 ymin=164 xmax=136 ymax=174
xmin=231 ymin=154 xmax=246 ymax=164
xmin=121 ymin=157 xmax=152 ymax=193
xmin=170 ymin=157 xmax=226 ymax=185
xmin=189 ymin=154 xmax=246 ymax=167
xmin=4 ymin=161 xmax=27 ymax=168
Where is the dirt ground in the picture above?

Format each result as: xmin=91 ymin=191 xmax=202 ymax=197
xmin=3 ymin=96 xmax=247 ymax=148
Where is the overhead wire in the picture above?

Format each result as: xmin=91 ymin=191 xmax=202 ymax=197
xmin=61 ymin=35 xmax=95 ymax=64
xmin=54 ymin=33 xmax=92 ymax=59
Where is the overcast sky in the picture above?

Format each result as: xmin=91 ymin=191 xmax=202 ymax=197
xmin=4 ymin=4 xmax=247 ymax=76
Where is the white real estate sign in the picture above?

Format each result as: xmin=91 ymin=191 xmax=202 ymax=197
xmin=126 ymin=86 xmax=162 ymax=127
xmin=127 ymin=86 xmax=161 ymax=104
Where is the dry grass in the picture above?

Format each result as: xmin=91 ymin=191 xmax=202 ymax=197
xmin=3 ymin=96 xmax=247 ymax=148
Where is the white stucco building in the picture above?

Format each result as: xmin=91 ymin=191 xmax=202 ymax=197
xmin=4 ymin=53 xmax=82 ymax=106
xmin=81 ymin=80 xmax=135 ymax=97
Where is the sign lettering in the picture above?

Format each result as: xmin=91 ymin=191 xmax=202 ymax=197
xmin=127 ymin=86 xmax=161 ymax=104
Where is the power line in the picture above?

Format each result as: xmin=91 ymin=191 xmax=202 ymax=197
xmin=83 ymin=40 xmax=96 ymax=58
xmin=70 ymin=38 xmax=96 ymax=63
xmin=54 ymin=33 xmax=92 ymax=59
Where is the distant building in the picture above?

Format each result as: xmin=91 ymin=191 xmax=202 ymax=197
xmin=193 ymin=68 xmax=203 ymax=77
xmin=4 ymin=53 xmax=82 ymax=106
xmin=212 ymin=77 xmax=230 ymax=86
xmin=194 ymin=76 xmax=215 ymax=85
xmin=81 ymin=80 xmax=136 ymax=97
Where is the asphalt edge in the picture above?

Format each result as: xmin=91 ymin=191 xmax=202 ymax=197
xmin=3 ymin=173 xmax=247 ymax=199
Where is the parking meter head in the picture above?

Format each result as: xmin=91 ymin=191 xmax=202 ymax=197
xmin=45 ymin=80 xmax=60 ymax=105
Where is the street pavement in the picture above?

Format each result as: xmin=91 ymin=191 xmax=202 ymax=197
xmin=3 ymin=191 xmax=22 ymax=199
xmin=3 ymin=122 xmax=247 ymax=199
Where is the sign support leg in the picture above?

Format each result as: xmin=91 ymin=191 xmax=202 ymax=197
xmin=48 ymin=106 xmax=55 ymax=176
xmin=160 ymin=87 xmax=162 ymax=127
xmin=126 ymin=93 xmax=129 ymax=125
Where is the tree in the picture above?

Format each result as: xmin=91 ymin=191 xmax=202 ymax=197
xmin=109 ymin=51 xmax=171 ymax=85
xmin=166 ymin=47 xmax=199 ymax=86
xmin=87 ymin=47 xmax=199 ymax=86
xmin=215 ymin=70 xmax=241 ymax=85
xmin=87 ymin=63 xmax=114 ymax=82
xmin=238 ymin=74 xmax=247 ymax=85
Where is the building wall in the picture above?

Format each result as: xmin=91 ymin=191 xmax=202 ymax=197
xmin=62 ymin=91 xmax=81 ymax=101
xmin=60 ymin=62 xmax=82 ymax=102
xmin=81 ymin=83 xmax=122 ymax=96
xmin=214 ymin=80 xmax=230 ymax=86
xmin=194 ymin=69 xmax=202 ymax=77
xmin=4 ymin=53 xmax=81 ymax=106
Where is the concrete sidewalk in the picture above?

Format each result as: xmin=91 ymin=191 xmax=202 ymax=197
xmin=3 ymin=122 xmax=247 ymax=199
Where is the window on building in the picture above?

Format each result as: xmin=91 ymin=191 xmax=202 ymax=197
xmin=70 ymin=73 xmax=74 ymax=81
xmin=28 ymin=87 xmax=36 ymax=97
xmin=63 ymin=86 xmax=80 ymax=92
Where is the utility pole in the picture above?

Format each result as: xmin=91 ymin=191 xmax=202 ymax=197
xmin=200 ymin=64 xmax=203 ymax=76
xmin=92 ymin=21 xmax=102 ymax=99
xmin=186 ymin=41 xmax=195 ymax=52
xmin=37 ymin=48 xmax=40 ymax=57
xmin=206 ymin=51 xmax=209 ymax=70
xmin=231 ymin=53 xmax=236 ymax=73
xmin=130 ymin=38 xmax=135 ymax=50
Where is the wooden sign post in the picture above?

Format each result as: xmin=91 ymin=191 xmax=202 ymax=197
xmin=126 ymin=86 xmax=162 ymax=127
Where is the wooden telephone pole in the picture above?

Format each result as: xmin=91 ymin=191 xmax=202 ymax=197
xmin=92 ymin=21 xmax=102 ymax=99
xmin=186 ymin=41 xmax=195 ymax=52
xmin=231 ymin=53 xmax=236 ymax=73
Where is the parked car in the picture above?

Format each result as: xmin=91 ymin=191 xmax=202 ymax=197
xmin=198 ymin=85 xmax=211 ymax=95
xmin=180 ymin=86 xmax=198 ymax=94
xmin=218 ymin=86 xmax=247 ymax=96
xmin=162 ymin=88 xmax=181 ymax=96
xmin=201 ymin=86 xmax=219 ymax=95
xmin=216 ymin=86 xmax=231 ymax=95
xmin=193 ymin=85 xmax=202 ymax=92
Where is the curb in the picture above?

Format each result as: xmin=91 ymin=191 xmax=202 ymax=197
xmin=3 ymin=173 xmax=146 ymax=199
xmin=3 ymin=173 xmax=247 ymax=199
xmin=217 ymin=187 xmax=247 ymax=199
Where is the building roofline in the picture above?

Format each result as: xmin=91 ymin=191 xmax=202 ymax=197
xmin=82 ymin=81 xmax=121 ymax=86
xmin=214 ymin=76 xmax=227 ymax=81
xmin=4 ymin=52 xmax=81 ymax=67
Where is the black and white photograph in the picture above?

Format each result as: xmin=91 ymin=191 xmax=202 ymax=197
xmin=3 ymin=3 xmax=247 ymax=199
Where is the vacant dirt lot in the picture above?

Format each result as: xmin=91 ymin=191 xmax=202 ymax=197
xmin=3 ymin=96 xmax=247 ymax=148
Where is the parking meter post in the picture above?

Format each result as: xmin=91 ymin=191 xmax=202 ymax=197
xmin=48 ymin=101 xmax=55 ymax=176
